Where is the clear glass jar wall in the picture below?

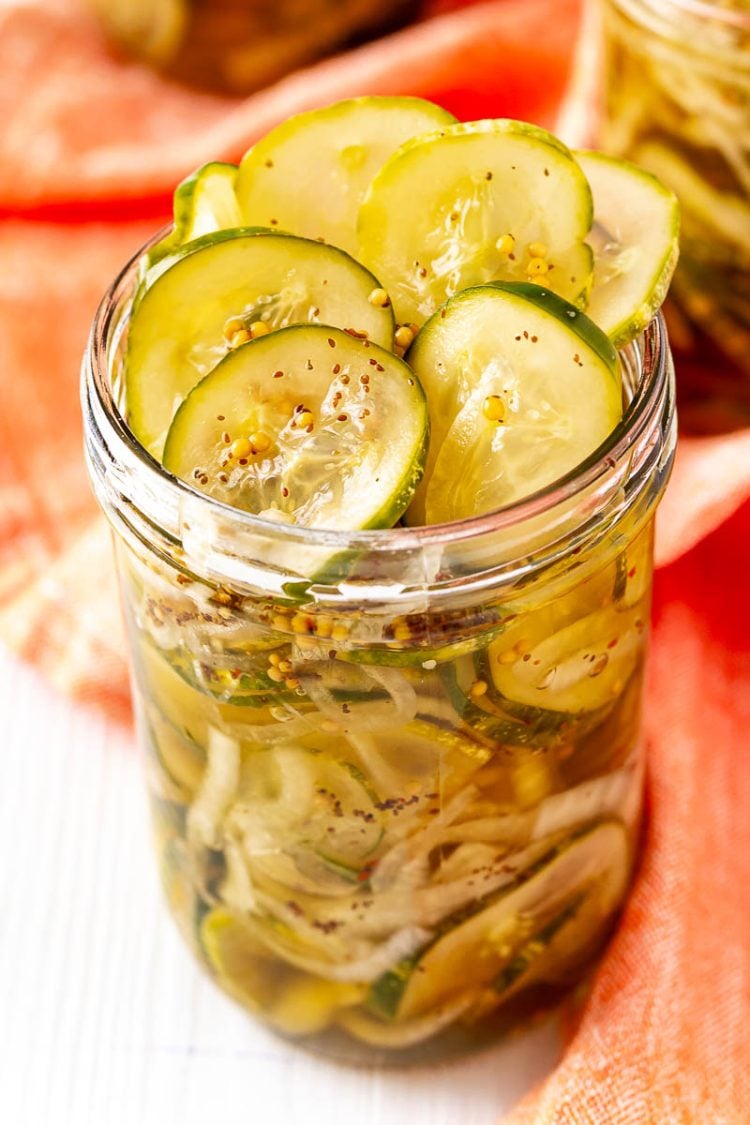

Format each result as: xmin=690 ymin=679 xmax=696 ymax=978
xmin=601 ymin=0 xmax=750 ymax=427
xmin=82 ymin=242 xmax=676 ymax=1063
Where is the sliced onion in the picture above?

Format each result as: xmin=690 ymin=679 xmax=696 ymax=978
xmin=226 ymin=714 xmax=320 ymax=745
xmin=220 ymin=835 xmax=257 ymax=914
xmin=296 ymin=659 xmax=418 ymax=731
xmin=187 ymin=726 xmax=240 ymax=849
xmin=371 ymin=786 xmax=478 ymax=891
xmin=245 ymin=851 xmax=363 ymax=899
xmin=251 ymin=911 xmax=433 ymax=984
xmin=532 ymin=762 xmax=638 ymax=841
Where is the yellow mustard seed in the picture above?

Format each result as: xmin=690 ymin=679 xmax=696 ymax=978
xmin=314 ymin=616 xmax=333 ymax=638
xmin=482 ymin=394 xmax=506 ymax=423
xmin=393 ymin=622 xmax=412 ymax=642
xmin=223 ymin=316 xmax=245 ymax=340
xmin=285 ymin=677 xmax=300 ymax=690
xmin=291 ymin=613 xmax=314 ymax=634
xmin=249 ymin=431 xmax=272 ymax=454
xmin=331 ymin=624 xmax=350 ymax=642
xmin=495 ymin=233 xmax=515 ymax=255
xmin=394 ymin=325 xmax=415 ymax=350
xmin=230 ymin=437 xmax=252 ymax=459
xmin=277 ymin=659 xmax=293 ymax=674
xmin=527 ymin=241 xmax=548 ymax=259
xmin=267 ymin=667 xmax=285 ymax=683
xmin=469 ymin=679 xmax=489 ymax=698
xmin=268 ymin=652 xmax=282 ymax=666
xmin=229 ymin=328 xmax=252 ymax=348
xmin=526 ymin=257 xmax=549 ymax=277
xmin=249 ymin=320 xmax=271 ymax=339
xmin=296 ymin=410 xmax=314 ymax=429
xmin=368 ymin=287 xmax=390 ymax=308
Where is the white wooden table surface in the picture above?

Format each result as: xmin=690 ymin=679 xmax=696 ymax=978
xmin=0 ymin=645 xmax=561 ymax=1125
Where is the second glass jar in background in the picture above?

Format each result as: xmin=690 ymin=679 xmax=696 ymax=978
xmin=88 ymin=0 xmax=421 ymax=94
xmin=601 ymin=0 xmax=750 ymax=430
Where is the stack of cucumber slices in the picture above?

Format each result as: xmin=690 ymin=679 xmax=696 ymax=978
xmin=125 ymin=96 xmax=679 ymax=529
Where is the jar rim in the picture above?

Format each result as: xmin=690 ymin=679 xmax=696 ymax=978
xmin=82 ymin=231 xmax=676 ymax=597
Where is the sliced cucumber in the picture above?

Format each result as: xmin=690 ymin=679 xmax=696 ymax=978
xmin=358 ymin=119 xmax=594 ymax=327
xmin=162 ymin=325 xmax=428 ymax=532
xmin=227 ymin=745 xmax=383 ymax=868
xmin=369 ymin=821 xmax=628 ymax=1021
xmin=132 ymin=637 xmax=278 ymax=749
xmin=236 ymin=96 xmax=456 ymax=257
xmin=166 ymin=645 xmax=292 ymax=709
xmin=337 ymin=994 xmax=475 ymax=1048
xmin=578 ymin=150 xmax=680 ymax=346
xmin=403 ymin=283 xmax=621 ymax=525
xmin=147 ymin=706 xmax=206 ymax=799
xmin=126 ymin=231 xmax=396 ymax=458
xmin=147 ymin=162 xmax=243 ymax=267
xmin=443 ymin=655 xmax=597 ymax=749
xmin=201 ymin=908 xmax=363 ymax=1032
xmin=488 ymin=603 xmax=646 ymax=714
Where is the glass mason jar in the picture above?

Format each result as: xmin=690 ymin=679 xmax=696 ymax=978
xmin=600 ymin=0 xmax=750 ymax=430
xmin=82 ymin=238 xmax=675 ymax=1064
xmin=87 ymin=0 xmax=421 ymax=94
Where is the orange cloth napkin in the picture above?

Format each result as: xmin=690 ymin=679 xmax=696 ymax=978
xmin=1 ymin=1 xmax=750 ymax=1118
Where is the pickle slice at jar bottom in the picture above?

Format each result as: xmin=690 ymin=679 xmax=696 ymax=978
xmin=368 ymin=822 xmax=628 ymax=1022
xmin=201 ymin=908 xmax=365 ymax=1034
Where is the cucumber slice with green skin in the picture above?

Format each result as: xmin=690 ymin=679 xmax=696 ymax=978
xmin=442 ymin=653 xmax=605 ymax=750
xmin=227 ymin=745 xmax=384 ymax=868
xmin=369 ymin=821 xmax=628 ymax=1021
xmin=167 ymin=646 xmax=294 ymax=709
xmin=577 ymin=150 xmax=680 ymax=347
xmin=236 ymin=96 xmax=456 ymax=257
xmin=146 ymin=706 xmax=206 ymax=799
xmin=126 ymin=231 xmax=396 ymax=458
xmin=163 ymin=325 xmax=428 ymax=532
xmin=488 ymin=603 xmax=647 ymax=714
xmin=403 ymin=282 xmax=621 ymax=525
xmin=147 ymin=161 xmax=243 ymax=267
xmin=358 ymin=119 xmax=594 ymax=327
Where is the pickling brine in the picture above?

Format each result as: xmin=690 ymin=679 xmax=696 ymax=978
xmin=121 ymin=516 xmax=651 ymax=1058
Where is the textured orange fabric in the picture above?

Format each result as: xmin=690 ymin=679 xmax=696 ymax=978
xmin=0 ymin=0 xmax=578 ymax=216
xmin=1 ymin=1 xmax=749 ymax=1120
